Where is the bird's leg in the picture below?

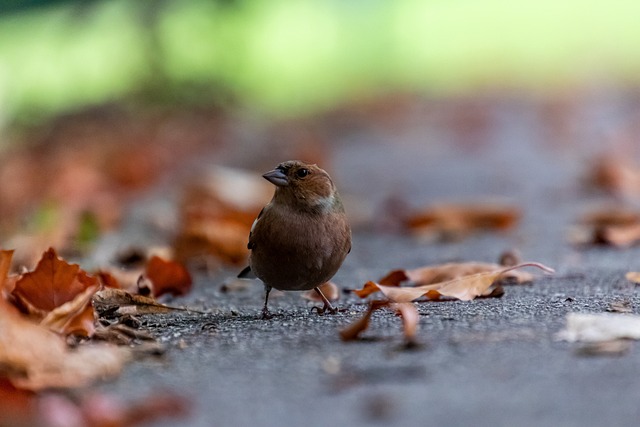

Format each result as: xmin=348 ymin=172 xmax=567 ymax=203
xmin=312 ymin=287 xmax=338 ymax=315
xmin=261 ymin=285 xmax=273 ymax=319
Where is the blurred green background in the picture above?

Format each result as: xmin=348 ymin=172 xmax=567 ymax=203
xmin=1 ymin=0 xmax=639 ymax=125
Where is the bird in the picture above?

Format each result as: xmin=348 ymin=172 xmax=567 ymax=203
xmin=238 ymin=160 xmax=351 ymax=318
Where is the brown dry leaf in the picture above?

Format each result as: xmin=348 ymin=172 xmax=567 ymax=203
xmin=302 ymin=282 xmax=340 ymax=302
xmin=81 ymin=391 xmax=190 ymax=427
xmin=40 ymin=285 xmax=98 ymax=337
xmin=339 ymin=300 xmax=419 ymax=344
xmin=0 ymin=250 xmax=19 ymax=299
xmin=12 ymin=247 xmax=97 ymax=315
xmin=589 ymin=153 xmax=640 ymax=198
xmin=597 ymin=223 xmax=640 ymax=247
xmin=92 ymin=288 xmax=193 ymax=318
xmin=144 ymin=256 xmax=193 ymax=297
xmin=404 ymin=202 xmax=520 ymax=240
xmin=573 ymin=207 xmax=640 ymax=247
xmin=378 ymin=261 xmax=534 ymax=287
xmin=355 ymin=263 xmax=554 ymax=302
xmin=575 ymin=340 xmax=632 ymax=357
xmin=0 ymin=298 xmax=128 ymax=391
xmin=626 ymin=272 xmax=640 ymax=284
xmin=37 ymin=390 xmax=190 ymax=427
xmin=394 ymin=302 xmax=419 ymax=343
xmin=174 ymin=167 xmax=272 ymax=265
xmin=0 ymin=377 xmax=36 ymax=427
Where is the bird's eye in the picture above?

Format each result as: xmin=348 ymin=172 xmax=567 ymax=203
xmin=296 ymin=168 xmax=309 ymax=178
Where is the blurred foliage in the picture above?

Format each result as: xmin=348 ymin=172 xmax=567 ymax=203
xmin=0 ymin=0 xmax=639 ymax=124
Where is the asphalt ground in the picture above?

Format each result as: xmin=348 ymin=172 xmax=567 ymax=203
xmin=95 ymin=93 xmax=640 ymax=427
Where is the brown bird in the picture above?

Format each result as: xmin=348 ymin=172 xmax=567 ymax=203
xmin=238 ymin=160 xmax=351 ymax=318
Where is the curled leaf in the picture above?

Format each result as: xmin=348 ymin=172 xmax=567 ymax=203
xmin=339 ymin=300 xmax=419 ymax=344
xmin=405 ymin=202 xmax=520 ymax=240
xmin=356 ymin=263 xmax=554 ymax=302
xmin=379 ymin=261 xmax=534 ymax=287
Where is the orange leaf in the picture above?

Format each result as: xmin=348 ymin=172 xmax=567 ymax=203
xmin=339 ymin=300 xmax=389 ymax=341
xmin=353 ymin=281 xmax=383 ymax=298
xmin=97 ymin=270 xmax=122 ymax=289
xmin=145 ymin=256 xmax=192 ymax=297
xmin=339 ymin=300 xmax=419 ymax=343
xmin=394 ymin=302 xmax=419 ymax=343
xmin=12 ymin=248 xmax=97 ymax=314
xmin=0 ymin=249 xmax=14 ymax=293
xmin=626 ymin=272 xmax=640 ymax=283
xmin=378 ymin=269 xmax=409 ymax=286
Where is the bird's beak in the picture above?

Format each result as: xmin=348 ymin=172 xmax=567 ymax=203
xmin=263 ymin=169 xmax=289 ymax=187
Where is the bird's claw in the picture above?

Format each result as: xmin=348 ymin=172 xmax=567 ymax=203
xmin=310 ymin=303 xmax=338 ymax=315
xmin=261 ymin=307 xmax=273 ymax=320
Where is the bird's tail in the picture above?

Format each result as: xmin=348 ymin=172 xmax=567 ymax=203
xmin=237 ymin=265 xmax=256 ymax=279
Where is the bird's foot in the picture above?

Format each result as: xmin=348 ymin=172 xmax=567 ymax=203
xmin=261 ymin=307 xmax=274 ymax=320
xmin=311 ymin=286 xmax=339 ymax=315
xmin=310 ymin=302 xmax=339 ymax=315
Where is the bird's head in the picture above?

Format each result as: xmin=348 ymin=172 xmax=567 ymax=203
xmin=263 ymin=160 xmax=339 ymax=211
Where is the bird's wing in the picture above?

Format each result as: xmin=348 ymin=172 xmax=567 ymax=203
xmin=247 ymin=207 xmax=264 ymax=250
xmin=237 ymin=265 xmax=256 ymax=279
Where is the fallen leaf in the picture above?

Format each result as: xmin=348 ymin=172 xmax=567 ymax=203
xmin=40 ymin=285 xmax=99 ymax=337
xmin=575 ymin=340 xmax=632 ymax=357
xmin=12 ymin=248 xmax=97 ymax=315
xmin=144 ymin=256 xmax=193 ymax=297
xmin=588 ymin=153 xmax=640 ymax=198
xmin=0 ymin=249 xmax=14 ymax=293
xmin=572 ymin=207 xmax=640 ymax=247
xmin=339 ymin=300 xmax=419 ymax=345
xmin=174 ymin=167 xmax=272 ymax=265
xmin=378 ymin=261 xmax=535 ymax=288
xmin=302 ymin=282 xmax=340 ymax=302
xmin=0 ymin=377 xmax=35 ymax=427
xmin=355 ymin=263 xmax=554 ymax=302
xmin=36 ymin=390 xmax=190 ymax=427
xmin=0 ymin=298 xmax=128 ymax=391
xmin=556 ymin=312 xmax=640 ymax=342
xmin=394 ymin=302 xmax=419 ymax=344
xmin=92 ymin=288 xmax=196 ymax=318
xmin=626 ymin=272 xmax=640 ymax=284
xmin=404 ymin=202 xmax=520 ymax=240
xmin=81 ymin=391 xmax=190 ymax=427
